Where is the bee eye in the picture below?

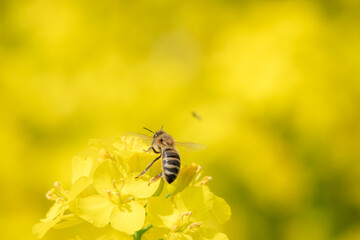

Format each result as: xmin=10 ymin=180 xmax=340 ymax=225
xmin=154 ymin=134 xmax=158 ymax=138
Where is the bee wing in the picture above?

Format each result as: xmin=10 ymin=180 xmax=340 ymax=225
xmin=175 ymin=141 xmax=206 ymax=150
xmin=123 ymin=132 xmax=153 ymax=144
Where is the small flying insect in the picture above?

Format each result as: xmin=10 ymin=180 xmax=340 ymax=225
xmin=135 ymin=126 xmax=203 ymax=185
xmin=191 ymin=111 xmax=202 ymax=120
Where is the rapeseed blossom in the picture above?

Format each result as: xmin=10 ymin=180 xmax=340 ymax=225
xmin=33 ymin=136 xmax=231 ymax=239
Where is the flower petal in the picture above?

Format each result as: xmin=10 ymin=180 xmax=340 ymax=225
xmin=72 ymin=156 xmax=93 ymax=184
xmin=174 ymin=186 xmax=213 ymax=221
xmin=52 ymin=216 xmax=84 ymax=229
xmin=141 ymin=226 xmax=169 ymax=240
xmin=122 ymin=173 xmax=160 ymax=199
xmin=211 ymin=194 xmax=231 ymax=224
xmin=33 ymin=212 xmax=63 ymax=238
xmin=93 ymin=159 xmax=122 ymax=196
xmin=41 ymin=203 xmax=64 ymax=222
xmin=76 ymin=195 xmax=114 ymax=227
xmin=96 ymin=229 xmax=133 ymax=240
xmin=147 ymin=197 xmax=179 ymax=229
xmin=68 ymin=176 xmax=92 ymax=201
xmin=167 ymin=232 xmax=193 ymax=240
xmin=113 ymin=136 xmax=162 ymax=175
xmin=110 ymin=201 xmax=145 ymax=234
xmin=167 ymin=163 xmax=199 ymax=196
xmin=189 ymin=226 xmax=229 ymax=240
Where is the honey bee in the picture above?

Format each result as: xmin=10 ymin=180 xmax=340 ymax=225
xmin=135 ymin=126 xmax=202 ymax=184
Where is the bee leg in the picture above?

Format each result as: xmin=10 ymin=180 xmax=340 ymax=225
xmin=148 ymin=172 xmax=163 ymax=186
xmin=144 ymin=146 xmax=160 ymax=154
xmin=144 ymin=146 xmax=153 ymax=152
xmin=152 ymin=148 xmax=160 ymax=154
xmin=135 ymin=155 xmax=161 ymax=179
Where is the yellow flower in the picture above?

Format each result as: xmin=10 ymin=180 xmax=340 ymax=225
xmin=76 ymin=159 xmax=160 ymax=235
xmin=33 ymin=135 xmax=231 ymax=239
xmin=33 ymin=153 xmax=94 ymax=238
xmin=166 ymin=163 xmax=200 ymax=196
xmin=32 ymin=176 xmax=91 ymax=238
xmin=146 ymin=185 xmax=231 ymax=240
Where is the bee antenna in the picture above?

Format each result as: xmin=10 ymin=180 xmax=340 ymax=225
xmin=160 ymin=125 xmax=164 ymax=130
xmin=143 ymin=127 xmax=154 ymax=133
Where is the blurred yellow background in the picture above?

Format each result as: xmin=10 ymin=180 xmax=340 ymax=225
xmin=1 ymin=0 xmax=360 ymax=239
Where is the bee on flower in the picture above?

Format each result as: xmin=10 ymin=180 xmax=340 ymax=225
xmin=33 ymin=134 xmax=230 ymax=240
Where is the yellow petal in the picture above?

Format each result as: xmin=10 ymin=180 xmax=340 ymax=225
xmin=113 ymin=136 xmax=162 ymax=175
xmin=189 ymin=226 xmax=229 ymax=240
xmin=174 ymin=186 xmax=213 ymax=221
xmin=147 ymin=197 xmax=179 ymax=229
xmin=52 ymin=217 xmax=84 ymax=229
xmin=41 ymin=203 xmax=63 ymax=222
xmin=76 ymin=195 xmax=114 ymax=227
xmin=167 ymin=163 xmax=199 ymax=196
xmin=72 ymin=155 xmax=93 ymax=184
xmin=93 ymin=159 xmax=122 ymax=196
xmin=122 ymin=173 xmax=160 ymax=198
xmin=96 ymin=229 xmax=133 ymax=240
xmin=113 ymin=136 xmax=149 ymax=153
xmin=68 ymin=236 xmax=82 ymax=240
xmin=33 ymin=212 xmax=63 ymax=238
xmin=141 ymin=226 xmax=169 ymax=240
xmin=167 ymin=232 xmax=193 ymax=240
xmin=110 ymin=201 xmax=145 ymax=234
xmin=68 ymin=176 xmax=92 ymax=201
xmin=211 ymin=194 xmax=231 ymax=224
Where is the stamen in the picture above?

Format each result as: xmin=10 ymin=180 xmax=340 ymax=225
xmin=187 ymin=222 xmax=201 ymax=230
xmin=180 ymin=211 xmax=192 ymax=220
xmin=46 ymin=190 xmax=57 ymax=201
xmin=99 ymin=148 xmax=112 ymax=162
xmin=179 ymin=211 xmax=193 ymax=230
xmin=123 ymin=196 xmax=134 ymax=203
xmin=105 ymin=190 xmax=112 ymax=199
xmin=171 ymin=225 xmax=179 ymax=232
xmin=118 ymin=178 xmax=125 ymax=190
xmin=54 ymin=181 xmax=63 ymax=191
xmin=53 ymin=181 xmax=69 ymax=199
xmin=195 ymin=176 xmax=212 ymax=186
xmin=56 ymin=198 xmax=65 ymax=204
xmin=194 ymin=166 xmax=203 ymax=182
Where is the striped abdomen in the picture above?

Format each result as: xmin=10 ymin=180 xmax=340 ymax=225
xmin=162 ymin=147 xmax=181 ymax=183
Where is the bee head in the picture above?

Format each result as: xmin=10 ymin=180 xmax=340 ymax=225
xmin=143 ymin=126 xmax=174 ymax=147
xmin=153 ymin=130 xmax=165 ymax=139
xmin=154 ymin=130 xmax=175 ymax=147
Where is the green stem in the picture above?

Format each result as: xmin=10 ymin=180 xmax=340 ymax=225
xmin=133 ymin=225 xmax=152 ymax=240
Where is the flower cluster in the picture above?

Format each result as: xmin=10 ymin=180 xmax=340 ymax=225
xmin=33 ymin=136 xmax=231 ymax=240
